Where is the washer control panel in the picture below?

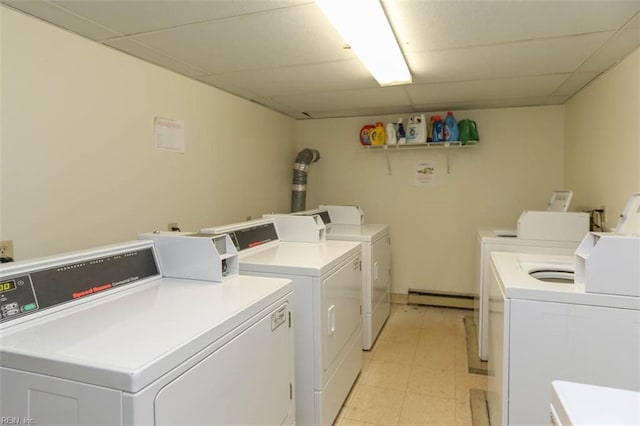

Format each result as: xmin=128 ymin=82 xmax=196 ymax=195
xmin=0 ymin=275 xmax=37 ymax=319
xmin=0 ymin=247 xmax=159 ymax=323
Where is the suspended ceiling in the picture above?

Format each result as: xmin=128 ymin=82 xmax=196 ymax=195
xmin=3 ymin=0 xmax=640 ymax=119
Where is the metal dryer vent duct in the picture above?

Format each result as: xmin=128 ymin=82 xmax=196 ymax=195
xmin=291 ymin=148 xmax=320 ymax=212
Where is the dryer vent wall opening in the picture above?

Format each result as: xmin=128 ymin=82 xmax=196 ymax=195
xmin=291 ymin=148 xmax=320 ymax=213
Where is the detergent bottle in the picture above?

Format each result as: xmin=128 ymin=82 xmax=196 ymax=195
xmin=406 ymin=117 xmax=417 ymax=143
xmin=369 ymin=122 xmax=386 ymax=146
xmin=416 ymin=114 xmax=427 ymax=143
xmin=444 ymin=111 xmax=459 ymax=141
xmin=386 ymin=122 xmax=397 ymax=145
xmin=432 ymin=115 xmax=443 ymax=142
xmin=397 ymin=118 xmax=407 ymax=144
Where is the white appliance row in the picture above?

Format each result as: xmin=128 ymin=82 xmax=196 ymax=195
xmin=486 ymin=193 xmax=640 ymax=425
xmin=201 ymin=215 xmax=363 ymax=425
xmin=0 ymin=237 xmax=295 ymax=425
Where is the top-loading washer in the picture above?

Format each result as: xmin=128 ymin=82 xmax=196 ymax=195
xmin=550 ymin=380 xmax=640 ymax=425
xmin=474 ymin=228 xmax=584 ymax=361
xmin=201 ymin=216 xmax=362 ymax=426
xmin=280 ymin=204 xmax=391 ymax=350
xmin=475 ymin=191 xmax=589 ymax=361
xmin=1 ymin=236 xmax=295 ymax=425
xmin=486 ymin=246 xmax=640 ymax=425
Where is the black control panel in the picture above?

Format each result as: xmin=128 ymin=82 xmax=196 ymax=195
xmin=0 ymin=247 xmax=159 ymax=323
xmin=226 ymin=222 xmax=279 ymax=252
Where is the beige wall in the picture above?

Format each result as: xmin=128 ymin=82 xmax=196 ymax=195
xmin=296 ymin=106 xmax=565 ymax=295
xmin=565 ymin=47 xmax=640 ymax=229
xmin=0 ymin=7 xmax=297 ymax=259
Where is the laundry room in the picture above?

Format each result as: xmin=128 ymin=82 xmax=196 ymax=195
xmin=1 ymin=1 xmax=639 ymax=425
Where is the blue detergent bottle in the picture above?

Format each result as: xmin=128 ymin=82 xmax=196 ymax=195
xmin=432 ymin=115 xmax=443 ymax=142
xmin=444 ymin=111 xmax=459 ymax=141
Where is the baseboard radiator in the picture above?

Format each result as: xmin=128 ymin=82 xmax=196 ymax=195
xmin=407 ymin=289 xmax=474 ymax=310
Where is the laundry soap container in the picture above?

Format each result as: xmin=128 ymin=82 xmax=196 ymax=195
xmin=444 ymin=111 xmax=459 ymax=141
xmin=369 ymin=122 xmax=386 ymax=145
xmin=385 ymin=122 xmax=397 ymax=145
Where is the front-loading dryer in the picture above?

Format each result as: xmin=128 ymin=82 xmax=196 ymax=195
xmin=202 ymin=217 xmax=362 ymax=426
xmin=0 ymin=238 xmax=295 ymax=425
xmin=275 ymin=205 xmax=391 ymax=350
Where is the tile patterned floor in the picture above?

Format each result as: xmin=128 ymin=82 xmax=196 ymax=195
xmin=334 ymin=304 xmax=488 ymax=426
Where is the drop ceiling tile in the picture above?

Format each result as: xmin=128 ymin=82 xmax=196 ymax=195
xmin=105 ymin=38 xmax=208 ymax=78
xmin=579 ymin=16 xmax=640 ymax=72
xmin=3 ymin=0 xmax=121 ymax=40
xmin=408 ymin=32 xmax=612 ymax=84
xmin=407 ymin=74 xmax=570 ymax=105
xmin=413 ymin=96 xmax=568 ymax=112
xmin=306 ymin=105 xmax=416 ymax=119
xmin=270 ymin=86 xmax=412 ymax=114
xmin=203 ymin=59 xmax=377 ymax=98
xmin=51 ymin=0 xmax=310 ymax=37
xmin=195 ymin=74 xmax=262 ymax=100
xmin=131 ymin=3 xmax=351 ymax=74
xmin=552 ymin=71 xmax=601 ymax=96
xmin=384 ymin=0 xmax=640 ymax=52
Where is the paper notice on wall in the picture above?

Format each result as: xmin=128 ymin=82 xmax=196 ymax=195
xmin=154 ymin=117 xmax=184 ymax=153
xmin=415 ymin=160 xmax=436 ymax=187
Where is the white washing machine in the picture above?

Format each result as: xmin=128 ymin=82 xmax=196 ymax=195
xmin=474 ymin=228 xmax=583 ymax=361
xmin=202 ymin=217 xmax=362 ymax=426
xmin=285 ymin=205 xmax=391 ymax=350
xmin=0 ymin=238 xmax=295 ymax=425
xmin=486 ymin=249 xmax=640 ymax=426
xmin=550 ymin=381 xmax=640 ymax=425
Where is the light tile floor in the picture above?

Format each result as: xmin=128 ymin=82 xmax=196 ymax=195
xmin=334 ymin=304 xmax=487 ymax=425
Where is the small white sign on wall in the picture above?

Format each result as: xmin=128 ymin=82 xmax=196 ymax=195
xmin=154 ymin=116 xmax=184 ymax=153
xmin=415 ymin=160 xmax=436 ymax=187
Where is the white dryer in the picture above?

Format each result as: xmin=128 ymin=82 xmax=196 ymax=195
xmin=285 ymin=205 xmax=391 ymax=350
xmin=486 ymin=249 xmax=640 ymax=426
xmin=0 ymin=238 xmax=295 ymax=425
xmin=202 ymin=217 xmax=362 ymax=426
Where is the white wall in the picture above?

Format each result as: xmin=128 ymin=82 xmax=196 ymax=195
xmin=565 ymin=47 xmax=640 ymax=229
xmin=0 ymin=7 xmax=297 ymax=259
xmin=296 ymin=106 xmax=565 ymax=296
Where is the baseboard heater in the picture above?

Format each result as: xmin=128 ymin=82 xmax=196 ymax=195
xmin=407 ymin=289 xmax=474 ymax=310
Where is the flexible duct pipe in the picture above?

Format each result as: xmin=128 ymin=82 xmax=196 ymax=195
xmin=291 ymin=148 xmax=320 ymax=212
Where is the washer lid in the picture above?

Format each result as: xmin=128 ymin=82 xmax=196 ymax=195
xmin=616 ymin=192 xmax=640 ymax=235
xmin=326 ymin=224 xmax=389 ymax=242
xmin=239 ymin=240 xmax=361 ymax=276
xmin=0 ymin=275 xmax=291 ymax=393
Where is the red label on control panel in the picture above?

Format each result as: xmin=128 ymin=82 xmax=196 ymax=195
xmin=72 ymin=283 xmax=113 ymax=299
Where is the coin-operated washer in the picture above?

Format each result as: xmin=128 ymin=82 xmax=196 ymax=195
xmin=475 ymin=190 xmax=589 ymax=361
xmin=201 ymin=216 xmax=362 ymax=426
xmin=285 ymin=204 xmax=391 ymax=350
xmin=550 ymin=381 xmax=640 ymax=425
xmin=0 ymin=235 xmax=295 ymax=425
xmin=486 ymin=193 xmax=640 ymax=426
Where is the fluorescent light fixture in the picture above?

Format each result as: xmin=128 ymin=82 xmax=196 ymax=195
xmin=315 ymin=0 xmax=411 ymax=86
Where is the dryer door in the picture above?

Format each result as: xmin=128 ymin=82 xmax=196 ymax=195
xmin=154 ymin=301 xmax=294 ymax=425
xmin=321 ymin=255 xmax=362 ymax=377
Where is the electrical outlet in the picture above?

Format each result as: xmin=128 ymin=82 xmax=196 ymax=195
xmin=167 ymin=222 xmax=180 ymax=232
xmin=0 ymin=240 xmax=14 ymax=258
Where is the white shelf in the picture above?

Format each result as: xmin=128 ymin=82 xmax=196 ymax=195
xmin=362 ymin=141 xmax=478 ymax=150
xmin=362 ymin=141 xmax=478 ymax=174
